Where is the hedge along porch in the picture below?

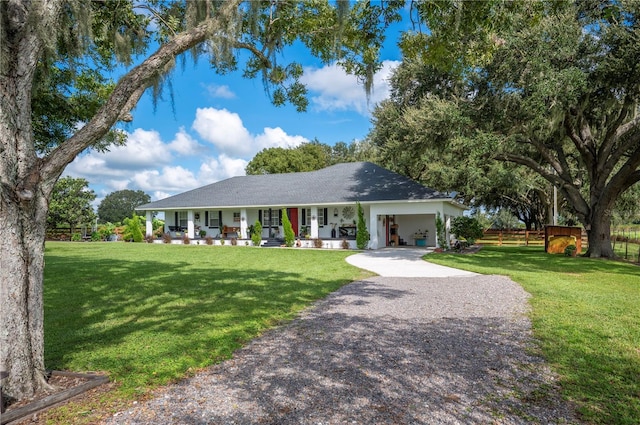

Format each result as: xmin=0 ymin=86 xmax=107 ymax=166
xmin=136 ymin=162 xmax=467 ymax=249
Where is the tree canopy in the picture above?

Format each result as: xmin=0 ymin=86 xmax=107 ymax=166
xmin=371 ymin=0 xmax=640 ymax=256
xmin=97 ymin=189 xmax=151 ymax=224
xmin=47 ymin=176 xmax=96 ymax=232
xmin=246 ymin=139 xmax=377 ymax=175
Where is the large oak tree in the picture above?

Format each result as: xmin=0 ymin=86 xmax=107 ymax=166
xmin=0 ymin=0 xmax=401 ymax=401
xmin=374 ymin=0 xmax=640 ymax=256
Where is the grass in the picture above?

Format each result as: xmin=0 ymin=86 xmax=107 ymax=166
xmin=43 ymin=242 xmax=369 ymax=422
xmin=425 ymin=246 xmax=640 ymax=425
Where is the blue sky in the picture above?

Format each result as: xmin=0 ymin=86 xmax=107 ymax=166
xmin=64 ymin=19 xmax=409 ymax=207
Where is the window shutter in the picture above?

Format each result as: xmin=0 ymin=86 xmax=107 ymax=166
xmin=205 ymin=211 xmax=209 ymax=226
xmin=278 ymin=209 xmax=283 ymax=226
xmin=174 ymin=212 xmax=178 ymax=227
xmin=301 ymin=209 xmax=306 ymax=225
xmin=259 ymin=210 xmax=262 ymax=223
xmin=323 ymin=208 xmax=328 ymax=225
xmin=218 ymin=211 xmax=223 ymax=228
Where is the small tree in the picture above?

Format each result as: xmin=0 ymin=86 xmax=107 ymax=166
xmin=281 ymin=209 xmax=295 ymax=247
xmin=122 ymin=214 xmax=144 ymax=242
xmin=435 ymin=212 xmax=447 ymax=249
xmin=251 ymin=220 xmax=263 ymax=247
xmin=356 ymin=202 xmax=370 ymax=249
xmin=451 ymin=216 xmax=484 ymax=244
xmin=47 ymin=176 xmax=96 ymax=233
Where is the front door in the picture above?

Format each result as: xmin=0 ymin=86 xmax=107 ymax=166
xmin=288 ymin=208 xmax=299 ymax=237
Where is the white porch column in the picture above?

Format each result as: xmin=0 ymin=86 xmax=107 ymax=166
xmin=368 ymin=207 xmax=378 ymax=249
xmin=145 ymin=211 xmax=153 ymax=237
xmin=445 ymin=215 xmax=452 ymax=248
xmin=187 ymin=210 xmax=195 ymax=239
xmin=310 ymin=207 xmax=319 ymax=238
xmin=240 ymin=208 xmax=247 ymax=238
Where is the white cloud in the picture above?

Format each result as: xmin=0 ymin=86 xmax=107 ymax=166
xmin=131 ymin=166 xmax=199 ymax=193
xmin=205 ymin=83 xmax=235 ymax=99
xmin=102 ymin=128 xmax=171 ymax=169
xmin=67 ymin=108 xmax=310 ymax=203
xmin=300 ymin=60 xmax=400 ymax=115
xmin=152 ymin=191 xmax=172 ymax=201
xmin=168 ymin=127 xmax=202 ymax=156
xmin=198 ymin=154 xmax=248 ymax=183
xmin=192 ymin=107 xmax=309 ymax=158
xmin=255 ymin=127 xmax=308 ymax=151
xmin=192 ymin=108 xmax=253 ymax=156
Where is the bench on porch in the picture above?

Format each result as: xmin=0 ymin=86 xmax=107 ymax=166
xmin=222 ymin=226 xmax=240 ymax=238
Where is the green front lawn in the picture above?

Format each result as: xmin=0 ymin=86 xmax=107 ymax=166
xmin=43 ymin=242 xmax=369 ymax=422
xmin=425 ymin=246 xmax=640 ymax=425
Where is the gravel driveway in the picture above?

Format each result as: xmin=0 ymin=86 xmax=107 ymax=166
xmin=107 ymin=273 xmax=576 ymax=424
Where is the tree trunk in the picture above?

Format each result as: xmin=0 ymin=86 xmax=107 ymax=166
xmin=0 ymin=190 xmax=52 ymax=400
xmin=584 ymin=207 xmax=615 ymax=258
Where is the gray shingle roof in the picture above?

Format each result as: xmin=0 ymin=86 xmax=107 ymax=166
xmin=136 ymin=162 xmax=449 ymax=210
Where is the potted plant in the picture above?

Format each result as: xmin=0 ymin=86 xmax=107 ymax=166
xmin=199 ymin=229 xmax=207 ymax=238
xmin=564 ymin=244 xmax=577 ymax=257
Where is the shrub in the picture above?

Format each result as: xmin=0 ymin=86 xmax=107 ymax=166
xmin=251 ymin=220 xmax=262 ymax=246
xmin=145 ymin=234 xmax=154 ymax=243
xmin=356 ymin=202 xmax=369 ymax=249
xmin=205 ymin=235 xmax=213 ymax=245
xmin=313 ymin=238 xmax=323 ymax=248
xmin=98 ymin=222 xmax=116 ymax=240
xmin=182 ymin=234 xmax=191 ymax=245
xmin=199 ymin=230 xmax=207 ymax=238
xmin=90 ymin=231 xmax=101 ymax=242
xmin=123 ymin=214 xmax=144 ymax=242
xmin=230 ymin=237 xmax=237 ymax=246
xmin=451 ymin=216 xmax=484 ymax=245
xmin=281 ymin=208 xmax=295 ymax=247
xmin=71 ymin=232 xmax=82 ymax=242
xmin=564 ymin=244 xmax=577 ymax=256
xmin=436 ymin=212 xmax=447 ymax=249
xmin=162 ymin=233 xmax=172 ymax=244
xmin=341 ymin=239 xmax=350 ymax=249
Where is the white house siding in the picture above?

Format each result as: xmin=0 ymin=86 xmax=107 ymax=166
xmin=367 ymin=200 xmax=466 ymax=249
xmin=150 ymin=200 xmax=464 ymax=249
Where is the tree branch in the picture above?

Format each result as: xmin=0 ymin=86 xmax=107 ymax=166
xmin=41 ymin=0 xmax=243 ymax=179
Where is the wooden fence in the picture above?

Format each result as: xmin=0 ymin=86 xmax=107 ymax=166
xmin=478 ymin=229 xmax=588 ymax=247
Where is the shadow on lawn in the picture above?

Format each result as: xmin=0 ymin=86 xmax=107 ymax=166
xmin=42 ymin=248 xmax=379 ymax=393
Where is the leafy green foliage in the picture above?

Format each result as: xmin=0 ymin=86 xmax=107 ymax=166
xmin=97 ymin=190 xmax=151 ymax=224
xmin=251 ymin=220 xmax=263 ymax=246
xmin=245 ymin=140 xmax=376 ymax=175
xmin=451 ymin=216 xmax=484 ymax=244
xmin=373 ymin=1 xmax=640 ymax=257
xmin=281 ymin=209 xmax=295 ymax=247
xmin=97 ymin=223 xmax=117 ymax=240
xmin=122 ymin=214 xmax=144 ymax=242
xmin=355 ymin=202 xmax=369 ymax=249
xmin=435 ymin=212 xmax=446 ymax=249
xmin=47 ymin=177 xmax=96 ymax=232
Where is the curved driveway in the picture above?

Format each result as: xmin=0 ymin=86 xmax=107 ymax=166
xmin=346 ymin=247 xmax=478 ymax=277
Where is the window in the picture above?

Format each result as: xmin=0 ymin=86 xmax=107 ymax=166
xmin=233 ymin=212 xmax=241 ymax=222
xmin=261 ymin=209 xmax=280 ymax=227
xmin=305 ymin=208 xmax=327 ymax=227
xmin=178 ymin=211 xmax=188 ymax=228
xmin=208 ymin=210 xmax=221 ymax=227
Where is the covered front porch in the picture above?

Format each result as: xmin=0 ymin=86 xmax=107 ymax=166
xmin=144 ymin=200 xmax=462 ymax=250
